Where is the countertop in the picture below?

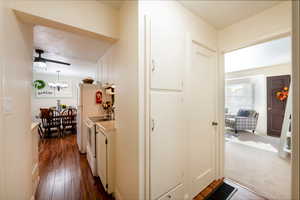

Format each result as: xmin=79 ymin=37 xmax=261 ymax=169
xmin=95 ymin=120 xmax=116 ymax=132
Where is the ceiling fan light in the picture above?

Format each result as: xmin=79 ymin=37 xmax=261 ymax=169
xmin=33 ymin=61 xmax=47 ymax=69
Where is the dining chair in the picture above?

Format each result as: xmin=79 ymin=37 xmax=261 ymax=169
xmin=61 ymin=108 xmax=77 ymax=136
xmin=40 ymin=109 xmax=61 ymax=137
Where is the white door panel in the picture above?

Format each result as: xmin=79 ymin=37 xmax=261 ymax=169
xmin=97 ymin=131 xmax=107 ymax=190
xmin=158 ymin=184 xmax=184 ymax=200
xmin=151 ymin=18 xmax=185 ymax=91
xmin=151 ymin=91 xmax=184 ymax=200
xmin=188 ymin=43 xmax=217 ymax=198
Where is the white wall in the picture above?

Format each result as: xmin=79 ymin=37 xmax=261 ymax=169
xmin=218 ymin=2 xmax=292 ymax=52
xmin=0 ymin=0 xmax=5 ymax=197
xmin=0 ymin=0 xmax=34 ymax=199
xmin=11 ymin=0 xmax=119 ymax=40
xmin=98 ymin=2 xmax=140 ymax=200
xmin=226 ymin=63 xmax=291 ymax=135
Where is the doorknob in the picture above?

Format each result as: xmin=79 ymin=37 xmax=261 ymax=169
xmin=212 ymin=121 xmax=218 ymax=126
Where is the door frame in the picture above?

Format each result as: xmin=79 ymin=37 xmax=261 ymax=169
xmin=292 ymin=1 xmax=300 ymax=199
xmin=219 ymin=30 xmax=300 ymax=200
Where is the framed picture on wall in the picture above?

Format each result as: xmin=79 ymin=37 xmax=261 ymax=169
xmin=35 ymin=80 xmax=73 ymax=98
xmin=36 ymin=88 xmax=55 ymax=98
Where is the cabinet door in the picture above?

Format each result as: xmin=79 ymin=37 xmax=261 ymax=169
xmin=151 ymin=17 xmax=185 ymax=91
xmin=151 ymin=91 xmax=184 ymax=200
xmin=158 ymin=184 xmax=184 ymax=200
xmin=96 ymin=131 xmax=107 ymax=190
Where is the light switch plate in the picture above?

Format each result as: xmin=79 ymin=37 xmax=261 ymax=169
xmin=2 ymin=97 xmax=13 ymax=114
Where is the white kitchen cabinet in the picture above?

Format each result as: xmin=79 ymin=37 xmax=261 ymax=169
xmin=150 ymin=91 xmax=184 ymax=200
xmin=158 ymin=184 xmax=184 ymax=200
xmin=96 ymin=121 xmax=115 ymax=195
xmin=96 ymin=130 xmax=107 ymax=191
xmin=150 ymin=17 xmax=185 ymax=91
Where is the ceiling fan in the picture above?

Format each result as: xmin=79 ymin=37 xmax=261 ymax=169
xmin=33 ymin=49 xmax=71 ymax=69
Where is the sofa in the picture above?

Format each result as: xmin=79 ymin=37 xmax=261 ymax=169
xmin=225 ymin=109 xmax=259 ymax=134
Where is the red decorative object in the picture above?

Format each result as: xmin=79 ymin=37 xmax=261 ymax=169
xmin=276 ymin=87 xmax=289 ymax=102
xmin=96 ymin=91 xmax=102 ymax=104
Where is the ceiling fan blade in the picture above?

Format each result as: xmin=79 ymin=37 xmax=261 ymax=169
xmin=43 ymin=58 xmax=71 ymax=66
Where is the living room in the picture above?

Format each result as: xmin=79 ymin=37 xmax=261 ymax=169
xmin=224 ymin=36 xmax=292 ymax=199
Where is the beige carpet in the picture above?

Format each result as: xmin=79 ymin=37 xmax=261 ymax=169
xmin=225 ymin=130 xmax=280 ymax=153
xmin=225 ymin=132 xmax=291 ymax=200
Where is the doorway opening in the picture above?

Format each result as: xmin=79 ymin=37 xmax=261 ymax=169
xmin=224 ymin=36 xmax=292 ymax=199
xmin=31 ymin=24 xmax=114 ymax=200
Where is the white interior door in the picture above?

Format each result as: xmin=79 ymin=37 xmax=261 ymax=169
xmin=150 ymin=91 xmax=184 ymax=200
xmin=187 ymin=42 xmax=217 ymax=198
xmin=96 ymin=131 xmax=107 ymax=190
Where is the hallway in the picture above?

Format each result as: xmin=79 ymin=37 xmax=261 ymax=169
xmin=36 ymin=134 xmax=112 ymax=200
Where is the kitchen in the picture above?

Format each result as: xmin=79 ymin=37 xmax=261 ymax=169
xmin=31 ymin=24 xmax=117 ymax=199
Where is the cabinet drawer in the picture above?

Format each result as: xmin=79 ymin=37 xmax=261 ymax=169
xmin=158 ymin=184 xmax=184 ymax=200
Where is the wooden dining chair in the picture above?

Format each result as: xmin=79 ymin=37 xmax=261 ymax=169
xmin=61 ymin=108 xmax=77 ymax=136
xmin=40 ymin=109 xmax=61 ymax=137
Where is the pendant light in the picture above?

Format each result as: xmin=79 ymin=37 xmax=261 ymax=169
xmin=49 ymin=70 xmax=68 ymax=91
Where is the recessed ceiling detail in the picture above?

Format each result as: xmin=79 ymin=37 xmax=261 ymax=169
xmin=34 ymin=25 xmax=113 ymax=62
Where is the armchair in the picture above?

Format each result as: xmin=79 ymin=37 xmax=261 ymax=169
xmin=225 ymin=109 xmax=259 ymax=134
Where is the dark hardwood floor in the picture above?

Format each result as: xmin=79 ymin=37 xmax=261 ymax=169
xmin=36 ymin=134 xmax=113 ymax=200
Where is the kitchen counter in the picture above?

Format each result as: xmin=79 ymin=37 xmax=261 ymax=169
xmin=95 ymin=120 xmax=116 ymax=133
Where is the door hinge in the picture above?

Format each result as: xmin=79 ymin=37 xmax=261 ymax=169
xmin=105 ymin=139 xmax=108 ymax=144
xmin=151 ymin=59 xmax=156 ymax=72
xmin=151 ymin=118 xmax=155 ymax=132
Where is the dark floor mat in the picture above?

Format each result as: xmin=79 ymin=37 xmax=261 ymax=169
xmin=206 ymin=182 xmax=237 ymax=200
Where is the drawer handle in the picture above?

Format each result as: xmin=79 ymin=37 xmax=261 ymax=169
xmin=167 ymin=194 xmax=171 ymax=199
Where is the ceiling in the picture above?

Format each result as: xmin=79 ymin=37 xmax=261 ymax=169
xmin=97 ymin=0 xmax=123 ymax=9
xmin=178 ymin=1 xmax=283 ymax=29
xmin=34 ymin=25 xmax=112 ymax=62
xmin=98 ymin=0 xmax=284 ymax=29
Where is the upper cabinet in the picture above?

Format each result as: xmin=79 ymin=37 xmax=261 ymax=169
xmin=150 ymin=17 xmax=186 ymax=91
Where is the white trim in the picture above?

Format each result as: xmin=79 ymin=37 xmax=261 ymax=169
xmin=143 ymin=15 xmax=151 ymax=200
xmin=191 ymin=40 xmax=217 ymax=53
xmin=292 ymin=1 xmax=300 ymax=199
xmin=217 ymin=50 xmax=225 ymax=179
xmin=221 ymin=31 xmax=291 ymax=54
